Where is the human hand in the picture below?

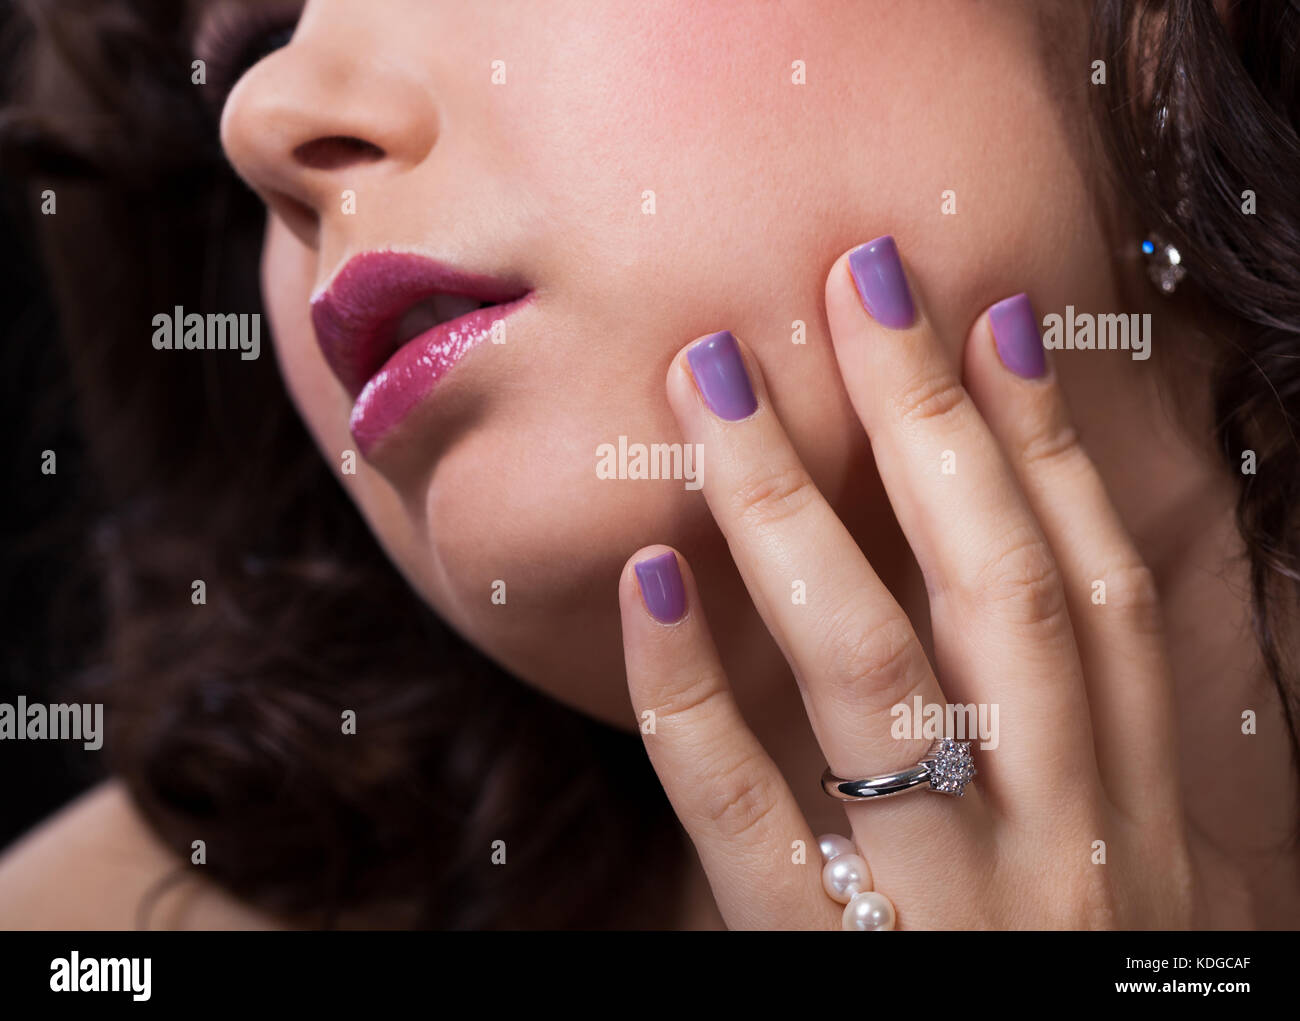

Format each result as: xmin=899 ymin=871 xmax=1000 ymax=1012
xmin=617 ymin=236 xmax=1196 ymax=929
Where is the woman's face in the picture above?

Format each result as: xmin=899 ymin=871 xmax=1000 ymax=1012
xmin=217 ymin=0 xmax=1107 ymax=725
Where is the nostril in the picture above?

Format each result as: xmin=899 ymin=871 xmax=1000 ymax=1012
xmin=292 ymin=136 xmax=385 ymax=171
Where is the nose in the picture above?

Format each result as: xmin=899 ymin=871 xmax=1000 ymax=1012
xmin=219 ymin=24 xmax=438 ymax=248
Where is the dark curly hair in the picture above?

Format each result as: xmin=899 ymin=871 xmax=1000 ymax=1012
xmin=1091 ymin=0 xmax=1300 ymax=762
xmin=0 ymin=0 xmax=684 ymax=929
xmin=1 ymin=0 xmax=1297 ymax=927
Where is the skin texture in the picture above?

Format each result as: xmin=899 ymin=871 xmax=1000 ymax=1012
xmin=0 ymin=0 xmax=1296 ymax=928
xmin=620 ymin=267 xmax=1196 ymax=928
xmin=232 ymin=0 xmax=1116 ymax=723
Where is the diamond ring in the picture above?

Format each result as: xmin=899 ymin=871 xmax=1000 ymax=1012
xmin=821 ymin=739 xmax=977 ymax=801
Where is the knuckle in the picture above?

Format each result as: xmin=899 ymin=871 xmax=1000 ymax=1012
xmin=1028 ymin=809 xmax=1123 ymax=929
xmin=817 ymin=608 xmax=927 ymax=715
xmin=1072 ymin=863 xmax=1122 ymax=930
xmin=1100 ymin=560 xmax=1164 ymax=635
xmin=974 ymin=531 xmax=1068 ymax=631
xmin=696 ymin=753 xmax=780 ymax=841
xmin=730 ymin=462 xmax=819 ymax=530
xmin=888 ymin=370 xmax=969 ymax=427
xmin=650 ymin=669 xmax=731 ymax=730
xmin=1017 ymin=418 xmax=1084 ymax=474
xmin=1113 ymin=821 xmax=1197 ymax=926
xmin=1161 ymin=840 xmax=1198 ymax=924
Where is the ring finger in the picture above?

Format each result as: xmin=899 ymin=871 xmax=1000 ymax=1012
xmin=665 ymin=328 xmax=985 ymax=847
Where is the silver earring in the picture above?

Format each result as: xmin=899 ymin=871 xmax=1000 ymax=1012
xmin=1141 ymin=232 xmax=1186 ymax=295
xmin=1140 ymin=68 xmax=1191 ymax=296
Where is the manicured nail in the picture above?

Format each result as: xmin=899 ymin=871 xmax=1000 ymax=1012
xmin=634 ymin=551 xmax=686 ymax=624
xmin=988 ymin=293 xmax=1046 ymax=379
xmin=686 ymin=330 xmax=758 ymax=421
xmin=848 ymin=235 xmax=915 ymax=330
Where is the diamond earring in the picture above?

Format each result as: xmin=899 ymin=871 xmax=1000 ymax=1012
xmin=1140 ymin=69 xmax=1191 ymax=297
xmin=1141 ymin=232 xmax=1186 ymax=295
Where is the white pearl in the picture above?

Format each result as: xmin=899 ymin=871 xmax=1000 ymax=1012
xmin=817 ymin=833 xmax=855 ymax=863
xmin=821 ymin=853 xmax=871 ymax=904
xmin=842 ymin=890 xmax=896 ymax=931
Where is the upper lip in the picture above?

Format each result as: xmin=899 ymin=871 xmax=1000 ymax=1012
xmin=309 ymin=251 xmax=531 ymax=397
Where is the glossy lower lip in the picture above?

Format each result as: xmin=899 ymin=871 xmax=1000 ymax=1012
xmin=308 ymin=250 xmax=531 ymax=456
xmin=349 ymin=296 xmax=529 ymax=455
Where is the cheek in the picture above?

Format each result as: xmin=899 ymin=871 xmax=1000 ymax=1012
xmin=250 ymin=0 xmax=1098 ymax=728
xmin=509 ymin=0 xmax=1096 ymax=335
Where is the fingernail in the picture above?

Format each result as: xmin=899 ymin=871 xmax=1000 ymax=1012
xmin=685 ymin=330 xmax=758 ymax=421
xmin=988 ymin=293 xmax=1046 ymax=379
xmin=634 ymin=551 xmax=686 ymax=624
xmin=848 ymin=235 xmax=915 ymax=330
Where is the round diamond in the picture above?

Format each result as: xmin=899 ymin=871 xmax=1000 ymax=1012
xmin=928 ymin=739 xmax=976 ymax=796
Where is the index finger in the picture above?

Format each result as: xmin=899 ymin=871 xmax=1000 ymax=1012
xmin=666 ymin=330 xmax=955 ymax=792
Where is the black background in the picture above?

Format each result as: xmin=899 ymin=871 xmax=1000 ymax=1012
xmin=0 ymin=5 xmax=105 ymax=850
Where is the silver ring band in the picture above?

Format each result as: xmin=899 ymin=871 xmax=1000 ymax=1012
xmin=821 ymin=739 xmax=976 ymax=801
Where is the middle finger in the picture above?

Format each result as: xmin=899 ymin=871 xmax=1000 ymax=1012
xmin=665 ymin=328 xmax=985 ymax=834
xmin=826 ymin=236 xmax=1099 ymax=811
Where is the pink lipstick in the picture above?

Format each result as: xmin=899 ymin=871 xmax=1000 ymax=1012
xmin=310 ymin=251 xmax=531 ymax=454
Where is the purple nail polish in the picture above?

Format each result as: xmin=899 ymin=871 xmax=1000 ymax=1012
xmin=686 ymin=330 xmax=757 ymax=421
xmin=634 ymin=551 xmax=686 ymax=624
xmin=848 ymin=235 xmax=915 ymax=330
xmin=988 ymin=293 xmax=1046 ymax=379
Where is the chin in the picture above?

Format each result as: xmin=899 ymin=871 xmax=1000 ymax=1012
xmin=399 ymin=426 xmax=713 ymax=726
